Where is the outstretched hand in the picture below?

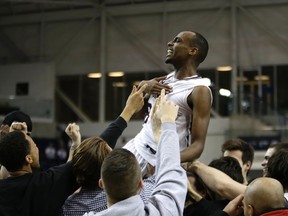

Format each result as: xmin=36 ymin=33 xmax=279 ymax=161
xmin=120 ymin=84 xmax=147 ymax=123
xmin=126 ymin=84 xmax=147 ymax=114
xmin=151 ymin=89 xmax=178 ymax=143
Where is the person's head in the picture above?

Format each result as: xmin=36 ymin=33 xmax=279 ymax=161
xmin=186 ymin=170 xmax=214 ymax=202
xmin=266 ymin=149 xmax=288 ymax=192
xmin=261 ymin=142 xmax=288 ymax=176
xmin=0 ymin=130 xmax=39 ymax=172
xmin=222 ymin=138 xmax=254 ymax=182
xmin=165 ymin=31 xmax=209 ymax=68
xmin=243 ymin=177 xmax=284 ymax=216
xmin=209 ymin=156 xmax=244 ymax=184
xmin=99 ymin=148 xmax=143 ymax=205
xmin=2 ymin=110 xmax=32 ymax=135
xmin=72 ymin=136 xmax=112 ymax=190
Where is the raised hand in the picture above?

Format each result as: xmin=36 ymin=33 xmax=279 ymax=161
xmin=155 ymin=89 xmax=179 ymax=123
xmin=65 ymin=123 xmax=81 ymax=161
xmin=65 ymin=123 xmax=81 ymax=146
xmin=120 ymin=84 xmax=147 ymax=122
xmin=126 ymin=84 xmax=147 ymax=114
xmin=9 ymin=122 xmax=28 ymax=134
xmin=151 ymin=96 xmax=161 ymax=143
xmin=0 ymin=125 xmax=10 ymax=138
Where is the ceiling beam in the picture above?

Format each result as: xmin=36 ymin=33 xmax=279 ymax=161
xmin=0 ymin=0 xmax=230 ymax=26
xmin=0 ymin=29 xmax=30 ymax=62
xmin=3 ymin=0 xmax=97 ymax=6
xmin=0 ymin=0 xmax=287 ymax=26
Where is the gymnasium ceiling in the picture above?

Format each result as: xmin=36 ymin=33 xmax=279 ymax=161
xmin=0 ymin=0 xmax=185 ymax=16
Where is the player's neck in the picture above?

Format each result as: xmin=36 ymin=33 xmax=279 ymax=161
xmin=174 ymin=62 xmax=198 ymax=79
xmin=174 ymin=67 xmax=198 ymax=79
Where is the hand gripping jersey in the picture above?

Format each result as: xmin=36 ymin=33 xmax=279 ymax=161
xmin=124 ymin=72 xmax=212 ymax=167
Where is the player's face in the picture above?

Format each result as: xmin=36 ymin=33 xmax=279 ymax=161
xmin=25 ymin=134 xmax=40 ymax=169
xmin=165 ymin=31 xmax=195 ymax=65
xmin=261 ymin=147 xmax=275 ymax=176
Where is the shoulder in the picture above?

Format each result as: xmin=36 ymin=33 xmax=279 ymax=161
xmin=188 ymin=86 xmax=212 ymax=103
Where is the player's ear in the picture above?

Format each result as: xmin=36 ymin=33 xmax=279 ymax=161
xmin=189 ymin=47 xmax=198 ymax=56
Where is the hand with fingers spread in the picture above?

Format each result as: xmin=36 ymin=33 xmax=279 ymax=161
xmin=120 ymin=84 xmax=147 ymax=122
xmin=138 ymin=76 xmax=172 ymax=97
xmin=9 ymin=122 xmax=28 ymax=134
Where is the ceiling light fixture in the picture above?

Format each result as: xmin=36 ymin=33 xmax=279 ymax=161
xmin=254 ymin=75 xmax=270 ymax=81
xmin=108 ymin=71 xmax=124 ymax=77
xmin=217 ymin=66 xmax=232 ymax=72
xmin=88 ymin=73 xmax=102 ymax=78
xmin=112 ymin=82 xmax=127 ymax=88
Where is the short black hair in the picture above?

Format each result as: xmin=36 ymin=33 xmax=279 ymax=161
xmin=209 ymin=156 xmax=244 ymax=184
xmin=267 ymin=149 xmax=288 ymax=190
xmin=191 ymin=31 xmax=209 ymax=64
xmin=2 ymin=110 xmax=32 ymax=133
xmin=269 ymin=142 xmax=288 ymax=154
xmin=0 ymin=131 xmax=30 ymax=171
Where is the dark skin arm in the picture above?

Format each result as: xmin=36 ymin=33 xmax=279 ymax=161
xmin=180 ymin=86 xmax=211 ymax=162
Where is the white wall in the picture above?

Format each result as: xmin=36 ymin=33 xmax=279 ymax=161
xmin=0 ymin=62 xmax=55 ymax=118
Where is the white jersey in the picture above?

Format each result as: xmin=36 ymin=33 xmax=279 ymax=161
xmin=124 ymin=72 xmax=212 ymax=167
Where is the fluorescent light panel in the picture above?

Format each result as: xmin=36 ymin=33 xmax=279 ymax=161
xmin=112 ymin=82 xmax=127 ymax=88
xmin=88 ymin=73 xmax=102 ymax=78
xmin=217 ymin=66 xmax=232 ymax=72
xmin=108 ymin=71 xmax=124 ymax=77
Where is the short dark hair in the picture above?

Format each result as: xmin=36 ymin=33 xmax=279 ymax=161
xmin=0 ymin=131 xmax=30 ymax=171
xmin=2 ymin=110 xmax=32 ymax=133
xmin=269 ymin=142 xmax=288 ymax=154
xmin=222 ymin=138 xmax=255 ymax=165
xmin=72 ymin=136 xmax=111 ymax=190
xmin=101 ymin=148 xmax=141 ymax=202
xmin=209 ymin=156 xmax=244 ymax=184
xmin=267 ymin=149 xmax=288 ymax=190
xmin=186 ymin=171 xmax=214 ymax=201
xmin=191 ymin=31 xmax=209 ymax=64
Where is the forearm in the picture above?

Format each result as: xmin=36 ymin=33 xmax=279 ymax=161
xmin=99 ymin=116 xmax=127 ymax=149
xmin=120 ymin=104 xmax=136 ymax=123
xmin=153 ymin=122 xmax=187 ymax=215
xmin=180 ymin=141 xmax=204 ymax=162
xmin=67 ymin=141 xmax=80 ymax=162
xmin=191 ymin=162 xmax=246 ymax=200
